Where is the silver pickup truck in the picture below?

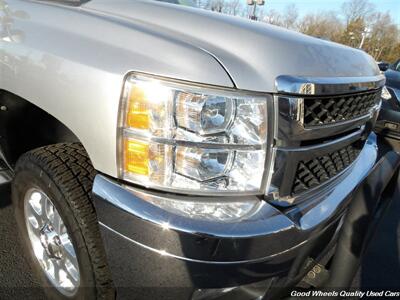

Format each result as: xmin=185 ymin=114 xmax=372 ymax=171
xmin=1 ymin=1 xmax=399 ymax=300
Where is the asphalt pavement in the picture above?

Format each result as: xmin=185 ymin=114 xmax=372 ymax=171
xmin=0 ymin=144 xmax=399 ymax=299
xmin=0 ymin=185 xmax=45 ymax=300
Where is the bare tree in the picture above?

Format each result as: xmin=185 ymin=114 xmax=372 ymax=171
xmin=209 ymin=0 xmax=225 ymax=12
xmin=365 ymin=12 xmax=399 ymax=61
xmin=262 ymin=4 xmax=298 ymax=29
xmin=201 ymin=0 xmax=224 ymax=12
xmin=200 ymin=0 xmax=244 ymax=17
xmin=341 ymin=0 xmax=374 ymax=25
xmin=340 ymin=17 xmax=366 ymax=47
xmin=224 ymin=0 xmax=243 ymax=16
xmin=282 ymin=4 xmax=299 ymax=30
xmin=262 ymin=9 xmax=282 ymax=26
xmin=298 ymin=12 xmax=344 ymax=42
xmin=386 ymin=43 xmax=400 ymax=63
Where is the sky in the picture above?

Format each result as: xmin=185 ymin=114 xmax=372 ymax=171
xmin=261 ymin=0 xmax=400 ymax=25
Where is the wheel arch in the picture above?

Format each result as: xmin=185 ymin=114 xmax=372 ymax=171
xmin=0 ymin=89 xmax=83 ymax=168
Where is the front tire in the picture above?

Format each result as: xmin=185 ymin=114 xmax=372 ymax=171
xmin=12 ymin=143 xmax=114 ymax=300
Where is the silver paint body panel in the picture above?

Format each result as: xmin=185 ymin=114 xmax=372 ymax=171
xmin=0 ymin=0 xmax=380 ymax=177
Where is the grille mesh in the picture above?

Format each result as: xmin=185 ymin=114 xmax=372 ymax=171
xmin=292 ymin=142 xmax=362 ymax=195
xmin=303 ymin=90 xmax=379 ymax=127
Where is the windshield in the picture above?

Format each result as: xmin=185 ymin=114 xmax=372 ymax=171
xmin=156 ymin=0 xmax=197 ymax=7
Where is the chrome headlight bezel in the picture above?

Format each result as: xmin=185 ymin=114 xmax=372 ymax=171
xmin=117 ymin=72 xmax=275 ymax=196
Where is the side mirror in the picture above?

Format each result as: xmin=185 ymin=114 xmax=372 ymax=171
xmin=378 ymin=62 xmax=389 ymax=72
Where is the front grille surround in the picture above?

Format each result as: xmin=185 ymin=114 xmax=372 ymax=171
xmin=268 ymin=75 xmax=384 ymax=205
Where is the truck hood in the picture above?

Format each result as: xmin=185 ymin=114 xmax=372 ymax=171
xmin=83 ymin=0 xmax=380 ymax=92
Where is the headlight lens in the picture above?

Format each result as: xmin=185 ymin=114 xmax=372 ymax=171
xmin=119 ymin=74 xmax=269 ymax=195
xmin=175 ymin=92 xmax=235 ymax=134
xmin=381 ymin=86 xmax=392 ymax=100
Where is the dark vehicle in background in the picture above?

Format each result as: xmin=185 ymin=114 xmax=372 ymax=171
xmin=377 ymin=61 xmax=390 ymax=73
xmin=376 ymin=60 xmax=400 ymax=139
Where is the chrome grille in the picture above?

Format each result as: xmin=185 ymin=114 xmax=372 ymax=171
xmin=291 ymin=141 xmax=362 ymax=195
xmin=303 ymin=90 xmax=380 ymax=127
xmin=269 ymin=75 xmax=384 ymax=205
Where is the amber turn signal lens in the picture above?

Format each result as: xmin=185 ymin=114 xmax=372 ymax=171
xmin=126 ymin=86 xmax=150 ymax=129
xmin=124 ymin=139 xmax=149 ymax=175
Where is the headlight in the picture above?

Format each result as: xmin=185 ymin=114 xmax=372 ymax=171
xmin=118 ymin=74 xmax=270 ymax=195
xmin=381 ymin=86 xmax=392 ymax=100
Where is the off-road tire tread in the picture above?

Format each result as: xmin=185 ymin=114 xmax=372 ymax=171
xmin=15 ymin=143 xmax=114 ymax=300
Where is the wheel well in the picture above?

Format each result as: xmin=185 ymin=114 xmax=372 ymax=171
xmin=0 ymin=90 xmax=80 ymax=168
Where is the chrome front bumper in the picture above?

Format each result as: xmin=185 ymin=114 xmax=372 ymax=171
xmin=92 ymin=134 xmax=379 ymax=299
